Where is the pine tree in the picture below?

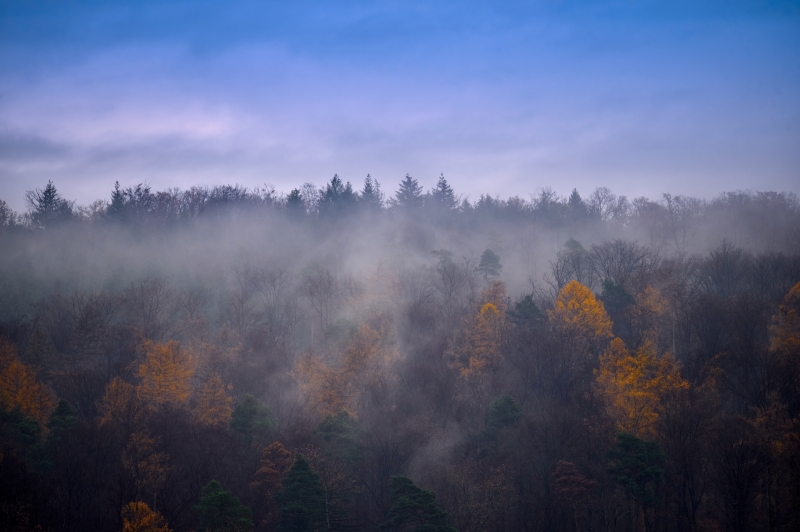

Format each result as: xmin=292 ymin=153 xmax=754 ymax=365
xmin=359 ymin=174 xmax=384 ymax=211
xmin=382 ymin=476 xmax=456 ymax=532
xmin=394 ymin=174 xmax=423 ymax=210
xmin=430 ymin=174 xmax=457 ymax=210
xmin=275 ymin=455 xmax=326 ymax=532
xmin=195 ymin=480 xmax=254 ymax=532
xmin=25 ymin=180 xmax=74 ymax=228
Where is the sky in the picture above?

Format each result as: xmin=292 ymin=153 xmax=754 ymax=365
xmin=1 ymin=0 xmax=799 ymax=211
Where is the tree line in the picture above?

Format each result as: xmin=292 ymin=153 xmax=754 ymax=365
xmin=0 ymin=177 xmax=799 ymax=531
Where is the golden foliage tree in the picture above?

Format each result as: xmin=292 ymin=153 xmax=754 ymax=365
xmin=122 ymin=431 xmax=169 ymax=501
xmin=251 ymin=441 xmax=294 ymax=529
xmin=136 ymin=340 xmax=194 ymax=407
xmin=194 ymin=373 xmax=234 ymax=427
xmin=445 ymin=281 xmax=508 ymax=378
xmin=771 ymin=281 xmax=800 ymax=355
xmin=0 ymin=338 xmax=55 ymax=425
xmin=548 ymin=280 xmax=613 ymax=340
xmin=120 ymin=501 xmax=171 ymax=532
xmin=595 ymin=338 xmax=688 ymax=438
xmin=630 ymin=286 xmax=668 ymax=347
xmin=294 ymin=316 xmax=397 ymax=418
xmin=99 ymin=377 xmax=142 ymax=431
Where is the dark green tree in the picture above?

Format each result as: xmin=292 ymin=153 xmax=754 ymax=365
xmin=315 ymin=410 xmax=359 ymax=461
xmin=394 ymin=174 xmax=424 ymax=210
xmin=567 ymin=188 xmax=588 ymax=220
xmin=508 ymin=294 xmax=543 ymax=324
xmin=319 ymin=175 xmax=358 ymax=218
xmin=195 ymin=480 xmax=254 ymax=532
xmin=275 ymin=455 xmax=326 ymax=532
xmin=230 ymin=394 xmax=276 ymax=447
xmin=482 ymin=395 xmax=522 ymax=440
xmin=382 ymin=476 xmax=456 ymax=532
xmin=475 ymin=249 xmax=502 ymax=281
xmin=359 ymin=174 xmax=384 ymax=212
xmin=286 ymin=188 xmax=306 ymax=219
xmin=25 ymin=180 xmax=74 ymax=228
xmin=607 ymin=432 xmax=665 ymax=532
xmin=429 ymin=174 xmax=457 ymax=210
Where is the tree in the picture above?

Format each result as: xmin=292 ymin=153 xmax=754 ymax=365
xmin=319 ymin=175 xmax=357 ymax=218
xmin=195 ymin=373 xmax=233 ymax=427
xmin=0 ymin=339 xmax=55 ymax=426
xmin=595 ymin=338 xmax=688 ymax=438
xmin=567 ymin=188 xmax=587 ymax=220
xmin=446 ymin=281 xmax=507 ymax=379
xmin=548 ymin=280 xmax=613 ymax=342
xmin=230 ymin=394 xmax=276 ymax=447
xmin=430 ymin=174 xmax=457 ymax=210
xmin=359 ymin=174 xmax=384 ymax=211
xmin=482 ymin=395 xmax=522 ymax=440
xmin=475 ymin=249 xmax=502 ymax=282
xmin=121 ymin=501 xmax=172 ymax=532
xmin=382 ymin=476 xmax=456 ymax=532
xmin=607 ymin=432 xmax=665 ymax=532
xmin=275 ymin=455 xmax=326 ymax=532
xmin=195 ymin=480 xmax=254 ymax=532
xmin=136 ymin=340 xmax=194 ymax=408
xmin=252 ymin=442 xmax=294 ymax=530
xmin=25 ymin=180 xmax=74 ymax=228
xmin=394 ymin=174 xmax=424 ymax=210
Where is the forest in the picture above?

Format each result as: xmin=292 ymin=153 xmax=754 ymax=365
xmin=0 ymin=174 xmax=799 ymax=532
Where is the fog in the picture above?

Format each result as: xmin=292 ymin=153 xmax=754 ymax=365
xmin=0 ymin=177 xmax=799 ymax=531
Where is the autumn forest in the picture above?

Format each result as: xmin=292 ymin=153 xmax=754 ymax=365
xmin=1 ymin=175 xmax=799 ymax=532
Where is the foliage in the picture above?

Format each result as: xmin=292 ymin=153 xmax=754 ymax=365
xmin=382 ymin=476 xmax=456 ymax=532
xmin=0 ymin=339 xmax=55 ymax=426
xmin=136 ymin=340 xmax=194 ymax=407
xmin=121 ymin=501 xmax=172 ymax=532
xmin=275 ymin=455 xmax=326 ymax=532
xmin=595 ymin=338 xmax=688 ymax=438
xmin=475 ymin=249 xmax=502 ymax=281
xmin=25 ymin=180 xmax=74 ymax=228
xmin=446 ymin=282 xmax=507 ymax=378
xmin=230 ymin=394 xmax=276 ymax=447
xmin=548 ymin=280 xmax=613 ymax=340
xmin=195 ymin=373 xmax=234 ymax=427
xmin=482 ymin=395 xmax=522 ymax=440
xmin=195 ymin=480 xmax=254 ymax=532
xmin=607 ymin=432 xmax=665 ymax=512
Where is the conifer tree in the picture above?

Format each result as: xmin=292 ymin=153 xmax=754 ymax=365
xmin=382 ymin=476 xmax=456 ymax=532
xmin=394 ymin=174 xmax=423 ymax=210
xmin=275 ymin=455 xmax=326 ymax=532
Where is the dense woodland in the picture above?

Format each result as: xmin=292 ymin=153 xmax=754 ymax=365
xmin=0 ymin=175 xmax=799 ymax=532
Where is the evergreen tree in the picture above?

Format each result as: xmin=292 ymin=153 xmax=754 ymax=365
xmin=482 ymin=395 xmax=522 ymax=440
xmin=286 ymin=188 xmax=306 ymax=219
xmin=108 ymin=181 xmax=126 ymax=220
xmin=430 ymin=174 xmax=457 ymax=210
xmin=275 ymin=455 xmax=327 ymax=532
xmin=25 ymin=180 xmax=74 ymax=228
xmin=568 ymin=188 xmax=588 ymax=220
xmin=382 ymin=476 xmax=456 ymax=532
xmin=230 ymin=394 xmax=276 ymax=447
xmin=359 ymin=174 xmax=384 ymax=212
xmin=475 ymin=249 xmax=502 ymax=281
xmin=195 ymin=480 xmax=254 ymax=532
xmin=607 ymin=432 xmax=665 ymax=531
xmin=394 ymin=174 xmax=423 ymax=210
xmin=320 ymin=175 xmax=357 ymax=218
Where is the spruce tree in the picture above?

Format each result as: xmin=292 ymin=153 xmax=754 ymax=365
xmin=275 ymin=455 xmax=327 ymax=532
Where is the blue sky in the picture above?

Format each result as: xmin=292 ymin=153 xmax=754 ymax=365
xmin=1 ymin=0 xmax=798 ymax=210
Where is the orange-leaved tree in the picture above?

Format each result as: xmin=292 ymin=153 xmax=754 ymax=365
xmin=194 ymin=373 xmax=234 ymax=427
xmin=136 ymin=340 xmax=194 ymax=407
xmin=770 ymin=281 xmax=800 ymax=414
xmin=121 ymin=501 xmax=171 ymax=532
xmin=0 ymin=338 xmax=55 ymax=425
xmin=548 ymin=280 xmax=613 ymax=342
xmin=445 ymin=281 xmax=508 ymax=378
xmin=595 ymin=337 xmax=688 ymax=438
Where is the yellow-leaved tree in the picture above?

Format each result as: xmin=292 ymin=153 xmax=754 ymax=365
xmin=294 ymin=316 xmax=397 ymax=419
xmin=120 ymin=501 xmax=171 ymax=532
xmin=136 ymin=340 xmax=194 ymax=407
xmin=595 ymin=337 xmax=688 ymax=438
xmin=0 ymin=338 xmax=55 ymax=425
xmin=194 ymin=373 xmax=234 ymax=427
xmin=547 ymin=281 xmax=611 ymax=351
xmin=445 ymin=281 xmax=507 ymax=378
